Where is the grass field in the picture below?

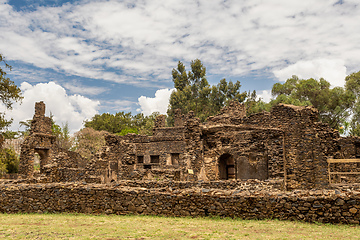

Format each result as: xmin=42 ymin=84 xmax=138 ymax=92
xmin=0 ymin=213 xmax=359 ymax=239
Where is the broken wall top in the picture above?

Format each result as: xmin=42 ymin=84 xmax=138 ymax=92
xmin=30 ymin=101 xmax=52 ymax=135
xmin=206 ymin=101 xmax=246 ymax=125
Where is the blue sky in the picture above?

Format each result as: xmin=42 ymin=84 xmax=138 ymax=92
xmin=1 ymin=0 xmax=360 ymax=133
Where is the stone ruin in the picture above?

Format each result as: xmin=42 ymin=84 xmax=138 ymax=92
xmin=18 ymin=101 xmax=85 ymax=181
xmin=9 ymin=100 xmax=360 ymax=190
xmin=2 ymin=101 xmax=360 ymax=224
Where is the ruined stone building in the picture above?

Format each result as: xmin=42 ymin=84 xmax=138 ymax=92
xmin=18 ymin=101 xmax=84 ymax=181
xmin=16 ymin=101 xmax=360 ymax=189
xmin=4 ymin=101 xmax=360 ymax=224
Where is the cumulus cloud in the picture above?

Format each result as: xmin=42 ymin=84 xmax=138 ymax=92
xmin=138 ymin=88 xmax=174 ymax=116
xmin=1 ymin=82 xmax=100 ymax=133
xmin=257 ymin=90 xmax=272 ymax=103
xmin=273 ymin=59 xmax=347 ymax=87
xmin=1 ymin=0 xmax=360 ymax=87
xmin=63 ymin=82 xmax=108 ymax=95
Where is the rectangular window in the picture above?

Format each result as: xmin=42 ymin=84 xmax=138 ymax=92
xmin=144 ymin=164 xmax=152 ymax=169
xmin=150 ymin=155 xmax=160 ymax=164
xmin=171 ymin=153 xmax=180 ymax=165
xmin=137 ymin=155 xmax=144 ymax=164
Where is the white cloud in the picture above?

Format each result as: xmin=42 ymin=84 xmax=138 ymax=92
xmin=273 ymin=59 xmax=347 ymax=87
xmin=138 ymin=88 xmax=174 ymax=116
xmin=257 ymin=90 xmax=272 ymax=103
xmin=63 ymin=82 xmax=108 ymax=95
xmin=1 ymin=81 xmax=100 ymax=133
xmin=1 ymin=0 xmax=360 ymax=87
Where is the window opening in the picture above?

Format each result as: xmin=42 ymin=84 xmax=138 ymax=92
xmin=144 ymin=164 xmax=152 ymax=169
xmin=150 ymin=155 xmax=160 ymax=164
xmin=171 ymin=153 xmax=180 ymax=165
xmin=137 ymin=155 xmax=144 ymax=164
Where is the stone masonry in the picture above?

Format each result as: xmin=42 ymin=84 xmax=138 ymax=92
xmin=15 ymin=101 xmax=360 ymax=190
xmin=2 ymin=101 xmax=360 ymax=224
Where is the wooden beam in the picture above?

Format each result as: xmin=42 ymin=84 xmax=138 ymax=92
xmin=327 ymin=159 xmax=360 ymax=163
xmin=329 ymin=172 xmax=360 ymax=175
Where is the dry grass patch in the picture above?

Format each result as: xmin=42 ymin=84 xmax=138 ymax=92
xmin=0 ymin=213 xmax=359 ymax=239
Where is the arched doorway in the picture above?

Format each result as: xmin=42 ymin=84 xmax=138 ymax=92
xmin=218 ymin=154 xmax=235 ymax=180
xmin=34 ymin=148 xmax=50 ymax=173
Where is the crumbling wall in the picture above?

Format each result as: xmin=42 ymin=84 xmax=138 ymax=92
xmin=19 ymin=102 xmax=56 ymax=177
xmin=1 ymin=182 xmax=360 ymax=224
xmin=202 ymin=125 xmax=284 ymax=181
xmin=99 ymin=131 xmax=186 ymax=181
xmin=206 ymin=101 xmax=246 ymax=125
xmin=204 ymin=102 xmax=357 ymax=189
xmin=18 ymin=101 xmax=86 ymax=181
xmin=328 ymin=137 xmax=360 ymax=184
xmin=184 ymin=111 xmax=203 ymax=180
xmin=239 ymin=104 xmax=343 ymax=189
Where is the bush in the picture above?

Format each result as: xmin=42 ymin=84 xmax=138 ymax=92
xmin=0 ymin=148 xmax=19 ymax=174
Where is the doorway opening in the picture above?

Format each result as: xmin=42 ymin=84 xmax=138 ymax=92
xmin=218 ymin=153 xmax=235 ymax=180
xmin=34 ymin=148 xmax=50 ymax=173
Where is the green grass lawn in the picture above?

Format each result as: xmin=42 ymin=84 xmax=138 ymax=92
xmin=0 ymin=213 xmax=359 ymax=239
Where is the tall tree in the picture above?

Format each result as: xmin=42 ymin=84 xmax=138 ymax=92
xmin=0 ymin=53 xmax=22 ymax=130
xmin=72 ymin=127 xmax=107 ymax=160
xmin=345 ymin=71 xmax=360 ymax=136
xmin=270 ymin=75 xmax=355 ymax=131
xmin=0 ymin=53 xmax=22 ymax=175
xmin=167 ymin=59 xmax=247 ymax=124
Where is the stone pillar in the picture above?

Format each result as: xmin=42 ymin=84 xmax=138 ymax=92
xmin=30 ymin=101 xmax=52 ymax=134
xmin=184 ymin=111 xmax=202 ymax=180
xmin=18 ymin=145 xmax=34 ymax=178
xmin=154 ymin=115 xmax=166 ymax=128
xmin=174 ymin=109 xmax=183 ymax=127
xmin=34 ymin=101 xmax=46 ymax=117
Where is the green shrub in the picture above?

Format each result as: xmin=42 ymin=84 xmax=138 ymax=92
xmin=0 ymin=148 xmax=19 ymax=174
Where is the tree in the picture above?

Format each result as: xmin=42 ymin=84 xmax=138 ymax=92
xmin=167 ymin=59 xmax=247 ymax=124
xmin=0 ymin=53 xmax=22 ymax=130
xmin=48 ymin=113 xmax=73 ymax=150
xmin=0 ymin=53 xmax=22 ymax=175
xmin=270 ymin=75 xmax=355 ymax=131
xmin=0 ymin=148 xmax=19 ymax=175
xmin=51 ymin=120 xmax=72 ymax=150
xmin=244 ymin=90 xmax=271 ymax=115
xmin=84 ymin=112 xmax=159 ymax=136
xmin=345 ymin=71 xmax=360 ymax=136
xmin=72 ymin=127 xmax=107 ymax=160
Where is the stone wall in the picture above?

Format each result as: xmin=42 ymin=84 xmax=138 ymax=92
xmin=237 ymin=104 xmax=350 ymax=189
xmin=202 ymin=125 xmax=284 ymax=181
xmin=13 ymin=101 xmax=360 ymax=189
xmin=18 ymin=101 xmax=86 ymax=181
xmin=1 ymin=182 xmax=360 ymax=224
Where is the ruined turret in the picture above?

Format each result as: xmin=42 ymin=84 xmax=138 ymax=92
xmin=19 ymin=101 xmax=55 ymax=177
xmin=30 ymin=101 xmax=52 ymax=135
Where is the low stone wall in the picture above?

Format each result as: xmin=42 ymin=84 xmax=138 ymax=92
xmin=114 ymin=179 xmax=284 ymax=190
xmin=0 ymin=173 xmax=20 ymax=180
xmin=1 ymin=182 xmax=360 ymax=224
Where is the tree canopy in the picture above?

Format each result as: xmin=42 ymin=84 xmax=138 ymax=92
xmin=0 ymin=53 xmax=22 ymax=130
xmin=268 ymin=75 xmax=355 ymax=132
xmin=0 ymin=53 xmax=22 ymax=175
xmin=72 ymin=127 xmax=107 ymax=160
xmin=167 ymin=59 xmax=248 ymax=124
xmin=84 ymin=112 xmax=159 ymax=136
xmin=345 ymin=71 xmax=360 ymax=135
